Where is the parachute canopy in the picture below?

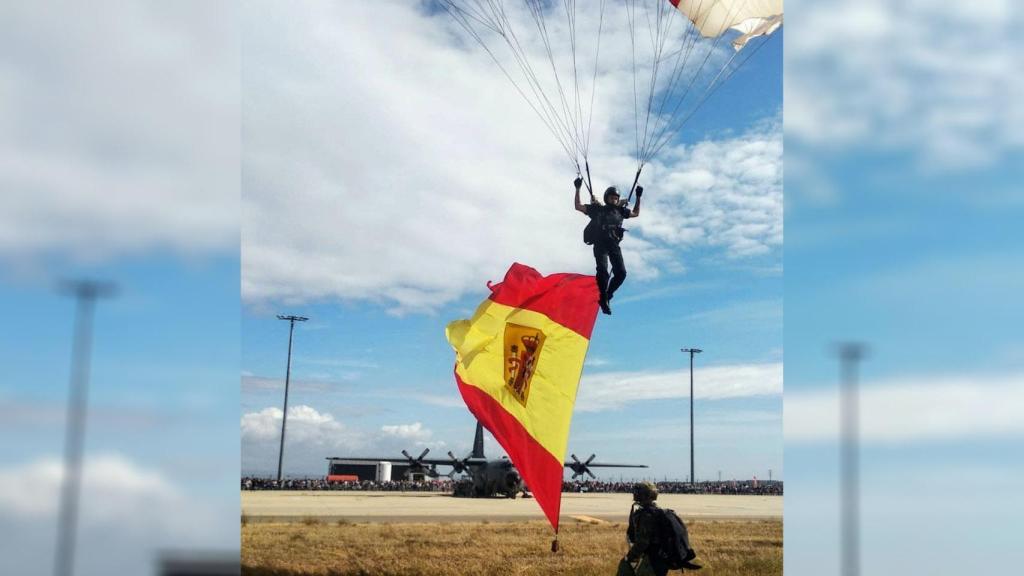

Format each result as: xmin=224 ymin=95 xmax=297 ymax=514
xmin=669 ymin=0 xmax=784 ymax=49
xmin=438 ymin=0 xmax=783 ymax=185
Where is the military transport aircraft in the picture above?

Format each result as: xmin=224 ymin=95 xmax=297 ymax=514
xmin=326 ymin=422 xmax=647 ymax=498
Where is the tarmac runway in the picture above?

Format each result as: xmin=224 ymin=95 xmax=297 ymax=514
xmin=241 ymin=491 xmax=783 ymax=523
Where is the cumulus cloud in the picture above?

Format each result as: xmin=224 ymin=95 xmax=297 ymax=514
xmin=577 ymin=362 xmax=782 ymax=412
xmin=0 ymin=453 xmax=230 ymax=576
xmin=241 ymin=0 xmax=781 ymax=313
xmin=241 ymin=405 xmax=348 ymax=443
xmin=786 ymin=373 xmax=1024 ymax=443
xmin=0 ymin=454 xmax=177 ymax=519
xmin=0 ymin=1 xmax=239 ymax=266
xmin=631 ymin=120 xmax=783 ymax=257
xmin=381 ymin=422 xmax=432 ymax=442
xmin=786 ymin=0 xmax=1023 ymax=169
xmin=241 ymin=404 xmax=444 ymax=474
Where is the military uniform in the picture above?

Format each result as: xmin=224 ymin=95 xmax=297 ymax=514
xmin=583 ymin=202 xmax=632 ymax=303
xmin=627 ymin=502 xmax=672 ymax=576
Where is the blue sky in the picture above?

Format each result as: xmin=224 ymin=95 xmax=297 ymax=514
xmin=241 ymin=0 xmax=783 ymax=483
xmin=1 ymin=256 xmax=240 ymax=500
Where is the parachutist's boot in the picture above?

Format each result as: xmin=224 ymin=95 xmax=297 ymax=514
xmin=681 ymin=561 xmax=702 ymax=570
xmin=599 ymin=296 xmax=612 ymax=315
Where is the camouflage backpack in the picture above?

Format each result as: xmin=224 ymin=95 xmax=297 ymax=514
xmin=653 ymin=507 xmax=696 ymax=570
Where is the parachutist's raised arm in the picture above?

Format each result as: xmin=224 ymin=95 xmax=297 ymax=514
xmin=574 ymin=178 xmax=588 ymax=214
xmin=631 ymin=186 xmax=643 ymax=218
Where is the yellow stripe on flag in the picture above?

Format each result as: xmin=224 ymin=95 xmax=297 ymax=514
xmin=446 ymin=299 xmax=590 ymax=462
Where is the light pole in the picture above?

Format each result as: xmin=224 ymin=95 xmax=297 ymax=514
xmin=276 ymin=315 xmax=308 ymax=482
xmin=838 ymin=343 xmax=866 ymax=576
xmin=55 ymin=280 xmax=115 ymax=576
xmin=681 ymin=348 xmax=702 ymax=485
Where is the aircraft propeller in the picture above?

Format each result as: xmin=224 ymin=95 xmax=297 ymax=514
xmin=446 ymin=451 xmax=472 ymax=477
xmin=401 ymin=448 xmax=437 ymax=478
xmin=569 ymin=453 xmax=598 ymax=479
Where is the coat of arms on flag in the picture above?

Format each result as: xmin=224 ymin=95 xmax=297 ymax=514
xmin=504 ymin=324 xmax=546 ymax=407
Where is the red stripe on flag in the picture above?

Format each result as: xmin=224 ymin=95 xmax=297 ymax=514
xmin=455 ymin=369 xmax=566 ymax=531
xmin=486 ymin=262 xmax=599 ymax=339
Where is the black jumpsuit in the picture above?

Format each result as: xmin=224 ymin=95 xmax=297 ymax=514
xmin=585 ymin=203 xmax=632 ymax=302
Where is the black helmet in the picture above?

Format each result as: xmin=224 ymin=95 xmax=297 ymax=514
xmin=603 ymin=186 xmax=620 ymax=203
xmin=632 ymin=481 xmax=658 ymax=503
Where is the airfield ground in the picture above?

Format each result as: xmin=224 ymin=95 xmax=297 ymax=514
xmin=241 ymin=490 xmax=782 ymax=523
xmin=241 ymin=492 xmax=782 ymax=575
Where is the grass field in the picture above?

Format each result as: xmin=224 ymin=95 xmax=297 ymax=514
xmin=241 ymin=518 xmax=782 ymax=576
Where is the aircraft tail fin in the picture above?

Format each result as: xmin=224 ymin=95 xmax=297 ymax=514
xmin=472 ymin=420 xmax=485 ymax=458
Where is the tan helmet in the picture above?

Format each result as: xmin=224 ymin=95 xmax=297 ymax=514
xmin=632 ymin=481 xmax=658 ymax=503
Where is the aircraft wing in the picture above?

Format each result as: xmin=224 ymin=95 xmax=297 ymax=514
xmin=326 ymin=456 xmax=457 ymax=467
xmin=564 ymin=453 xmax=647 ymax=478
xmin=325 ymin=453 xmax=492 ymax=469
xmin=566 ymin=462 xmax=648 ymax=468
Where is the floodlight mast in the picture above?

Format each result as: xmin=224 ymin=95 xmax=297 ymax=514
xmin=55 ymin=280 xmax=115 ymax=576
xmin=837 ymin=343 xmax=866 ymax=576
xmin=276 ymin=315 xmax=308 ymax=482
xmin=681 ymin=348 xmax=702 ymax=485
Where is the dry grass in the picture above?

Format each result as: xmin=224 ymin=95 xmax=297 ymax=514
xmin=242 ymin=519 xmax=781 ymax=576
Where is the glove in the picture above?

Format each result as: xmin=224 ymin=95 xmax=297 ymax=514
xmin=635 ymin=186 xmax=644 ymax=198
xmin=574 ymin=177 xmax=583 ymax=189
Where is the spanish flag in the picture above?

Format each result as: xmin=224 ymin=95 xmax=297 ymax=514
xmin=446 ymin=263 xmax=599 ymax=533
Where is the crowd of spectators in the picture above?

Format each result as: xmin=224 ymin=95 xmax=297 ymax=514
xmin=242 ymin=476 xmax=782 ymax=495
xmin=241 ymin=477 xmax=454 ymax=492
xmin=562 ymin=479 xmax=783 ymax=495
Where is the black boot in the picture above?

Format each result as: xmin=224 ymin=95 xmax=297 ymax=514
xmin=599 ymin=296 xmax=612 ymax=315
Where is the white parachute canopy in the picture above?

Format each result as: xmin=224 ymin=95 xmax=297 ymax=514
xmin=670 ymin=0 xmax=784 ymax=49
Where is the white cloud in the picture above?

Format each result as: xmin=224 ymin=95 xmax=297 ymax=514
xmin=786 ymin=373 xmax=1024 ymax=443
xmin=577 ymin=362 xmax=782 ymax=412
xmin=381 ymin=422 xmax=432 ymax=442
xmin=241 ymin=405 xmax=347 ymax=444
xmin=0 ymin=1 xmax=239 ymax=265
xmin=241 ymin=0 xmax=781 ymax=313
xmin=241 ymin=404 xmax=444 ymax=475
xmin=631 ymin=120 xmax=783 ymax=258
xmin=0 ymin=453 xmax=232 ymax=576
xmin=786 ymin=0 xmax=1023 ymax=169
xmin=0 ymin=453 xmax=177 ymax=520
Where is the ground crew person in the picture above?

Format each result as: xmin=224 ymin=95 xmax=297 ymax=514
xmin=625 ymin=481 xmax=701 ymax=575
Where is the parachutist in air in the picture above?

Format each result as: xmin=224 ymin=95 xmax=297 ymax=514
xmin=574 ymin=177 xmax=641 ymax=315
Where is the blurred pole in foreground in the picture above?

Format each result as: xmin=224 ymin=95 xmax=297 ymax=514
xmin=55 ymin=281 xmax=115 ymax=576
xmin=838 ymin=343 xmax=866 ymax=576
xmin=275 ymin=315 xmax=307 ymax=482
